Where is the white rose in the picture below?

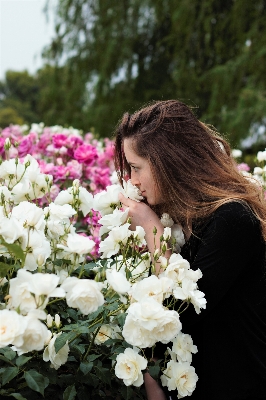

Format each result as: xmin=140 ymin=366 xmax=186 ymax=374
xmin=93 ymin=184 xmax=121 ymax=216
xmin=160 ymin=253 xmax=190 ymax=285
xmin=163 ymin=227 xmax=172 ymax=241
xmin=98 ymin=208 xmax=129 ymax=236
xmin=8 ymin=269 xmax=36 ymax=314
xmin=43 ymin=332 xmax=69 ymax=370
xmin=78 ymin=187 xmax=93 ymax=216
xmin=253 ymin=167 xmax=263 ymax=175
xmin=154 ymin=310 xmax=182 ymax=345
xmin=21 ymin=230 xmax=51 ymax=271
xmin=171 ymin=224 xmax=185 ymax=252
xmin=115 ymin=348 xmax=147 ymax=387
xmin=172 ymin=332 xmax=198 ymax=364
xmin=161 ymin=360 xmax=198 ymax=398
xmin=54 ymin=189 xmax=73 ymax=206
xmin=173 ymin=278 xmax=206 ymax=314
xmin=130 ymin=275 xmax=164 ymax=304
xmin=12 ymin=201 xmax=45 ymax=231
xmin=0 ymin=309 xmax=27 ymax=348
xmin=106 ymin=269 xmax=131 ymax=294
xmin=133 ymin=226 xmax=146 ymax=246
xmin=12 ymin=317 xmax=51 ymax=355
xmin=61 ymin=277 xmax=104 ymax=315
xmin=30 ymin=271 xmax=65 ymax=298
xmin=94 ymin=324 xmax=113 ymax=345
xmin=48 ymin=203 xmax=76 ymax=221
xmin=231 ymin=149 xmax=242 ymax=158
xmin=0 ymin=186 xmax=12 ymax=202
xmin=0 ymin=216 xmax=24 ymax=244
xmin=160 ymin=213 xmax=174 ymax=228
xmin=257 ymin=150 xmax=266 ymax=162
xmin=99 ymin=223 xmax=131 ymax=258
xmin=57 ymin=233 xmax=95 ymax=256
xmin=120 ymin=179 xmax=143 ymax=202
xmin=0 ymin=159 xmax=24 ymax=181
xmin=122 ymin=298 xmax=182 ymax=348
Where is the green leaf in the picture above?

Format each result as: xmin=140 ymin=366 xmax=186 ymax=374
xmin=10 ymin=394 xmax=28 ymax=400
xmin=94 ymin=366 xmax=111 ymax=385
xmin=4 ymin=348 xmax=17 ymax=360
xmin=63 ymin=384 xmax=77 ymax=400
xmin=24 ymin=369 xmax=49 ymax=396
xmin=120 ymin=385 xmax=134 ymax=400
xmin=2 ymin=241 xmax=25 ymax=263
xmin=72 ymin=343 xmax=85 ymax=355
xmin=80 ymin=361 xmax=93 ymax=375
xmin=0 ymin=355 xmax=14 ymax=364
xmin=16 ymin=355 xmax=32 ymax=367
xmin=54 ymin=331 xmax=76 ymax=353
xmin=0 ymin=261 xmax=13 ymax=277
xmin=87 ymin=354 xmax=101 ymax=362
xmin=117 ymin=313 xmax=127 ymax=327
xmin=1 ymin=366 xmax=19 ymax=385
xmin=148 ymin=365 xmax=161 ymax=380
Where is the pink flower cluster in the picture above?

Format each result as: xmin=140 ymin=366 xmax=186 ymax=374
xmin=0 ymin=124 xmax=115 ymax=195
xmin=0 ymin=123 xmax=115 ymax=258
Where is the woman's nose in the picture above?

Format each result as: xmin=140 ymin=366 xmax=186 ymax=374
xmin=130 ymin=172 xmax=140 ymax=186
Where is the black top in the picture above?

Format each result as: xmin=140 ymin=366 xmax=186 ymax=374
xmin=176 ymin=202 xmax=266 ymax=399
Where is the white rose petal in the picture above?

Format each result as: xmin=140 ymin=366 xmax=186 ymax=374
xmin=98 ymin=208 xmax=129 ymax=236
xmin=61 ymin=277 xmax=104 ymax=315
xmin=106 ymin=269 xmax=131 ymax=294
xmin=94 ymin=324 xmax=113 ymax=345
xmin=0 ymin=309 xmax=27 ymax=348
xmin=115 ymin=348 xmax=147 ymax=387
xmin=43 ymin=332 xmax=69 ymax=370
xmin=161 ymin=360 xmax=198 ymax=398
xmin=57 ymin=233 xmax=95 ymax=255
xmin=172 ymin=332 xmax=198 ymax=364
xmin=120 ymin=179 xmax=143 ymax=202
xmin=93 ymin=184 xmax=121 ymax=216
xmin=12 ymin=317 xmax=50 ymax=355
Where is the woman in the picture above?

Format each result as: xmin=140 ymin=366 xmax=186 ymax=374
xmin=114 ymin=100 xmax=266 ymax=400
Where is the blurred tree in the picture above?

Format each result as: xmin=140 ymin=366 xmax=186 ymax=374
xmin=43 ymin=0 xmax=266 ymax=144
xmin=0 ymin=70 xmax=40 ymax=127
xmin=36 ymin=64 xmax=89 ymax=130
xmin=0 ymin=66 xmax=90 ymax=131
xmin=0 ymin=107 xmax=25 ymax=127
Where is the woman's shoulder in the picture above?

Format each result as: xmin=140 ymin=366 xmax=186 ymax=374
xmin=205 ymin=200 xmax=262 ymax=241
xmin=212 ymin=201 xmax=258 ymax=224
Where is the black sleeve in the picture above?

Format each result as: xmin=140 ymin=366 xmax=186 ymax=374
xmin=181 ymin=202 xmax=264 ymax=328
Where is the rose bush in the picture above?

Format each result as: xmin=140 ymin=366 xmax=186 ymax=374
xmin=0 ymin=125 xmax=264 ymax=399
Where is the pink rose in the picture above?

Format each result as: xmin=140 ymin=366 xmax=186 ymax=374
xmin=52 ymin=134 xmax=68 ymax=149
xmin=74 ymin=144 xmax=98 ymax=165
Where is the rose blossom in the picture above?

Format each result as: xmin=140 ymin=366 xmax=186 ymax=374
xmin=43 ymin=332 xmax=69 ymax=370
xmin=61 ymin=277 xmax=104 ymax=315
xmin=0 ymin=309 xmax=27 ymax=348
xmin=12 ymin=317 xmax=51 ymax=355
xmin=172 ymin=332 xmax=198 ymax=364
xmin=161 ymin=360 xmax=198 ymax=398
xmin=74 ymin=144 xmax=98 ymax=165
xmin=106 ymin=269 xmax=131 ymax=294
xmin=115 ymin=348 xmax=147 ymax=387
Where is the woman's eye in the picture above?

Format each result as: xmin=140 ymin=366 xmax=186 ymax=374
xmin=131 ymin=166 xmax=138 ymax=172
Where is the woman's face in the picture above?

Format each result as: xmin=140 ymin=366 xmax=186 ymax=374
xmin=123 ymin=138 xmax=162 ymax=205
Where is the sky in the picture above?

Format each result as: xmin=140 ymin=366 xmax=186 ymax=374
xmin=0 ymin=0 xmax=57 ymax=79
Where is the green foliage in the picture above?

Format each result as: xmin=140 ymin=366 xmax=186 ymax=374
xmin=42 ymin=0 xmax=266 ymax=145
xmin=1 ymin=1 xmax=265 ymax=142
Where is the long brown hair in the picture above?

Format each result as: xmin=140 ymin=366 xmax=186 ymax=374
xmin=114 ymin=100 xmax=266 ymax=239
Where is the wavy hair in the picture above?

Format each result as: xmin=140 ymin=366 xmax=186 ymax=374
xmin=114 ymin=100 xmax=266 ymax=240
